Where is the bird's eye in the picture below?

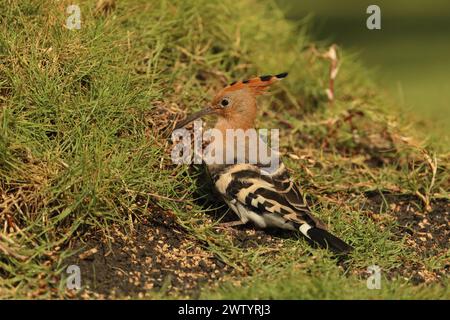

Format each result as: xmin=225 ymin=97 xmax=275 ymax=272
xmin=220 ymin=98 xmax=230 ymax=107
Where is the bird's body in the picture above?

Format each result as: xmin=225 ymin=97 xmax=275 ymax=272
xmin=208 ymin=161 xmax=318 ymax=231
xmin=207 ymin=160 xmax=352 ymax=254
xmin=174 ymin=73 xmax=353 ymax=254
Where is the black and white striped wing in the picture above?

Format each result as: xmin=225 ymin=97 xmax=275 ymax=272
xmin=210 ymin=163 xmax=325 ymax=230
xmin=208 ymin=162 xmax=353 ymax=254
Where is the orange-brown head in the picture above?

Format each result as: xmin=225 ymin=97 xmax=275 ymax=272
xmin=174 ymin=72 xmax=288 ymax=132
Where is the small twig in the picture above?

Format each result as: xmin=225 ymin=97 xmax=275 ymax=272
xmin=418 ymin=151 xmax=438 ymax=212
xmin=415 ymin=190 xmax=431 ymax=212
xmin=309 ymin=44 xmax=340 ymax=103
xmin=423 ymin=152 xmax=437 ymax=196
xmin=79 ymin=247 xmax=98 ymax=260
xmin=323 ymin=44 xmax=339 ymax=102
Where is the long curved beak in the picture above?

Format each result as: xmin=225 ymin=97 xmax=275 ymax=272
xmin=173 ymin=106 xmax=215 ymax=130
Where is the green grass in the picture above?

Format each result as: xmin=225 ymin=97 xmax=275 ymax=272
xmin=278 ymin=0 xmax=450 ymax=147
xmin=0 ymin=0 xmax=448 ymax=299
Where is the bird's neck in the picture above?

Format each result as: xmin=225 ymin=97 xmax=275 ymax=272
xmin=207 ymin=113 xmax=256 ymax=166
xmin=213 ymin=116 xmax=255 ymax=133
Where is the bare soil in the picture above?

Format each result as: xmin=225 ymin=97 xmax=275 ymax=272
xmin=65 ymin=207 xmax=232 ymax=299
xmin=365 ymin=193 xmax=449 ymax=284
xmin=65 ymin=190 xmax=448 ymax=298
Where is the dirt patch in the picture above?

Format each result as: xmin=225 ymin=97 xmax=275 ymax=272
xmin=65 ymin=207 xmax=232 ymax=299
xmin=63 ymin=188 xmax=448 ymax=298
xmin=366 ymin=194 xmax=449 ymax=255
xmin=365 ymin=193 xmax=449 ymax=283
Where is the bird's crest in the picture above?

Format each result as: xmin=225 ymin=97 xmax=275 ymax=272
xmin=223 ymin=72 xmax=288 ymax=96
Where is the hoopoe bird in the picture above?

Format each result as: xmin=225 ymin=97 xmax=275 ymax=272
xmin=174 ymin=73 xmax=353 ymax=254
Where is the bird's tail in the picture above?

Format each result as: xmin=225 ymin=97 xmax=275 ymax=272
xmin=299 ymin=224 xmax=353 ymax=255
